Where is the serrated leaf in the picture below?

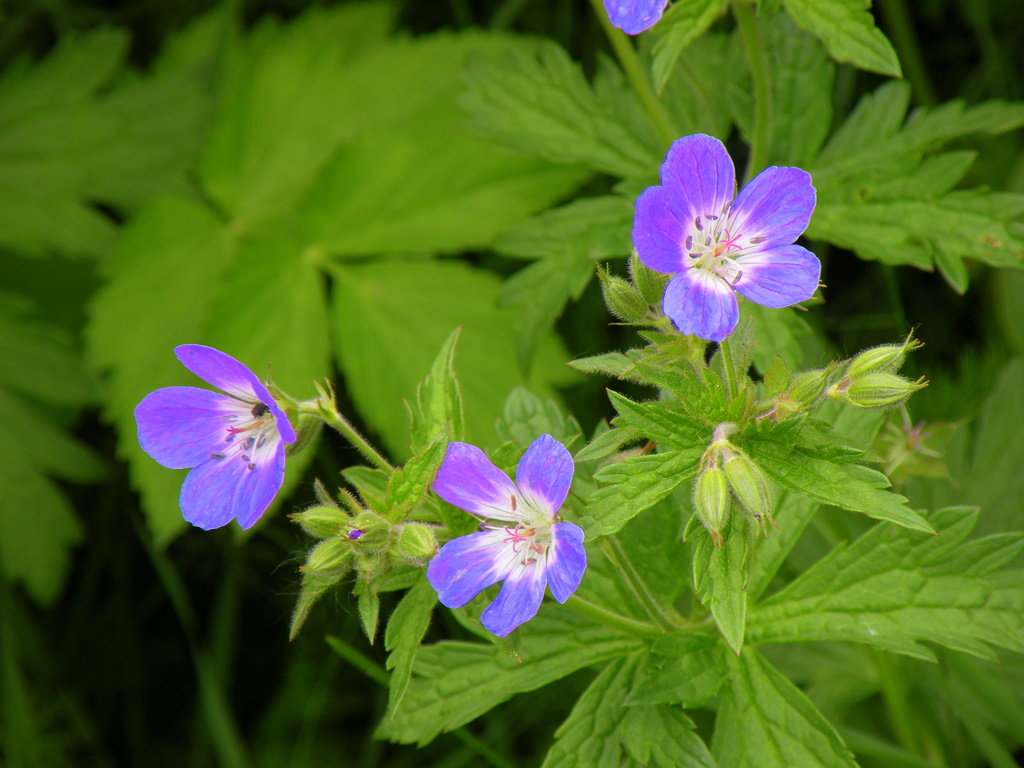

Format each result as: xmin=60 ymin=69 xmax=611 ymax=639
xmin=86 ymin=196 xmax=233 ymax=544
xmin=620 ymin=704 xmax=717 ymax=768
xmin=626 ymin=633 xmax=725 ymax=707
xmin=748 ymin=507 xmax=1024 ymax=661
xmin=712 ymin=648 xmax=858 ymax=768
xmin=729 ymin=15 xmax=833 ymax=168
xmin=783 ymin=0 xmax=901 ymax=77
xmin=462 ymin=39 xmax=661 ymax=177
xmin=495 ymin=387 xmax=581 ymax=447
xmin=568 ymin=351 xmax=636 ymax=377
xmin=384 ymin=577 xmax=437 ymax=719
xmin=745 ymin=431 xmax=933 ymax=533
xmin=200 ymin=4 xmax=396 ymax=227
xmin=585 ymin=449 xmax=702 ymax=536
xmin=377 ymin=610 xmax=644 ymax=746
xmin=329 ymin=259 xmax=575 ymax=460
xmin=358 ymin=588 xmax=381 ymax=644
xmin=607 ymin=390 xmax=710 ymax=449
xmin=688 ymin=514 xmax=750 ymax=653
xmin=574 ymin=423 xmax=643 ymax=463
xmin=384 ymin=431 xmax=449 ymax=522
xmin=406 ymin=327 xmax=464 ymax=455
xmin=648 ymin=0 xmax=730 ymax=93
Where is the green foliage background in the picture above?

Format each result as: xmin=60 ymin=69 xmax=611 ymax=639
xmin=4 ymin=0 xmax=1024 ymax=766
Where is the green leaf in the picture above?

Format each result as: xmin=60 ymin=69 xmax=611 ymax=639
xmin=384 ymin=577 xmax=437 ymax=720
xmin=659 ymin=32 xmax=737 ymax=140
xmin=86 ymin=196 xmax=233 ymax=544
xmin=378 ymin=610 xmax=644 ymax=746
xmin=585 ymin=449 xmax=702 ymax=537
xmin=200 ymin=4 xmax=396 ymax=227
xmin=384 ymin=431 xmax=450 ymax=523
xmin=748 ymin=507 xmax=1024 ymax=661
xmin=406 ymin=327 xmax=464 ymax=455
xmin=808 ymin=81 xmax=1024 ymax=274
xmin=462 ymin=39 xmax=662 ymax=177
xmin=358 ymin=587 xmax=381 ymax=643
xmin=626 ymin=633 xmax=726 ymax=707
xmin=329 ymin=259 xmax=575 ymax=460
xmin=745 ymin=428 xmax=933 ymax=533
xmin=688 ymin=514 xmax=750 ymax=653
xmin=783 ymin=0 xmax=901 ymax=77
xmin=495 ymin=387 xmax=582 ymax=447
xmin=607 ymin=390 xmax=710 ymax=448
xmin=729 ymin=15 xmax=834 ymax=168
xmin=542 ymin=655 xmax=643 ymax=768
xmin=619 ymin=704 xmax=717 ymax=768
xmin=289 ymin=538 xmax=353 ymax=639
xmin=648 ymin=0 xmax=730 ymax=93
xmin=712 ymin=648 xmax=858 ymax=768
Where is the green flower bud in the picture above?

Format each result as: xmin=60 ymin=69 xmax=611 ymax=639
xmin=629 ymin=251 xmax=668 ymax=307
xmin=848 ymin=334 xmax=922 ymax=379
xmin=598 ymin=267 xmax=651 ymax=322
xmin=831 ymin=373 xmax=927 ymax=409
xmin=290 ymin=505 xmax=348 ymax=539
xmin=693 ymin=466 xmax=729 ymax=547
xmin=395 ymin=523 xmax=437 ymax=561
xmin=349 ymin=511 xmax=391 ymax=548
xmin=787 ymin=365 xmax=835 ymax=406
xmin=302 ymin=537 xmax=353 ymax=577
xmin=723 ymin=453 xmax=774 ymax=529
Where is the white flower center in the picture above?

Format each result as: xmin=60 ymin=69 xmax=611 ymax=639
xmin=210 ymin=400 xmax=280 ymax=471
xmin=684 ymin=205 xmax=766 ymax=284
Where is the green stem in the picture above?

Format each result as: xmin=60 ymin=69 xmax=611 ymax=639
xmin=733 ymin=0 xmax=770 ymax=183
xmin=303 ymin=400 xmax=394 ymax=473
xmin=718 ymin=335 xmax=741 ymax=400
xmin=564 ymin=595 xmax=663 ymax=638
xmin=588 ymin=0 xmax=676 ymax=151
xmin=872 ymin=650 xmax=923 ymax=758
xmin=599 ymin=536 xmax=677 ymax=632
xmin=876 ymin=0 xmax=936 ymax=106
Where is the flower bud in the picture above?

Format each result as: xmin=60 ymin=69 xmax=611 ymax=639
xmin=629 ymin=251 xmax=668 ymax=307
xmin=598 ymin=267 xmax=650 ymax=322
xmin=830 ymin=373 xmax=927 ymax=409
xmin=847 ymin=334 xmax=922 ymax=379
xmin=787 ymin=365 xmax=835 ymax=406
xmin=693 ymin=466 xmax=729 ymax=547
xmin=291 ymin=505 xmax=348 ymax=539
xmin=285 ymin=411 xmax=323 ymax=457
xmin=723 ymin=453 xmax=774 ymax=529
xmin=349 ymin=511 xmax=391 ymax=548
xmin=302 ymin=537 xmax=353 ymax=576
xmin=395 ymin=523 xmax=437 ymax=561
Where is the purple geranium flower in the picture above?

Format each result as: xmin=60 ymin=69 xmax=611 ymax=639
xmin=135 ymin=345 xmax=297 ymax=530
xmin=603 ymin=0 xmax=669 ymax=34
xmin=428 ymin=434 xmax=587 ymax=637
xmin=633 ymin=133 xmax=820 ymax=342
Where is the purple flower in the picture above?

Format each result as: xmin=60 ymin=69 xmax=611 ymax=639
xmin=633 ymin=134 xmax=820 ymax=342
xmin=603 ymin=0 xmax=669 ymax=34
xmin=135 ymin=345 xmax=297 ymax=530
xmin=428 ymin=434 xmax=587 ymax=637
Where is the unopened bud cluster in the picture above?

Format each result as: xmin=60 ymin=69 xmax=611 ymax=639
xmin=692 ymin=423 xmax=775 ymax=546
xmin=828 ymin=334 xmax=927 ymax=409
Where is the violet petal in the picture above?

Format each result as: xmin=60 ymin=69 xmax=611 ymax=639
xmin=633 ymin=186 xmax=689 ymax=275
xmin=179 ymin=445 xmax=285 ymax=530
xmin=660 ymin=135 xmax=736 ymax=234
xmin=545 ymin=523 xmax=587 ymax=603
xmin=603 ymin=0 xmax=669 ymax=34
xmin=432 ymin=442 xmax=520 ymax=522
xmin=481 ymin=561 xmax=547 ymax=637
xmin=135 ymin=387 xmax=237 ymax=469
xmin=516 ymin=435 xmax=573 ymax=517
xmin=426 ymin=530 xmax=510 ymax=608
xmin=734 ymin=244 xmax=821 ymax=308
xmin=663 ymin=269 xmax=739 ymax=342
xmin=730 ymin=166 xmax=815 ymax=250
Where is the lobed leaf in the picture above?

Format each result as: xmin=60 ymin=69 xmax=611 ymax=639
xmin=783 ymin=0 xmax=901 ymax=77
xmin=384 ymin=577 xmax=437 ymax=719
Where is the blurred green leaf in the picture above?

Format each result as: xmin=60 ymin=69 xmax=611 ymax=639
xmin=783 ymin=0 xmax=901 ymax=77
xmin=406 ymin=327 xmax=464 ymax=454
xmin=748 ymin=507 xmax=1024 ymax=661
xmin=712 ymin=648 xmax=858 ymax=768
xmin=330 ymin=259 xmax=576 ymax=459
